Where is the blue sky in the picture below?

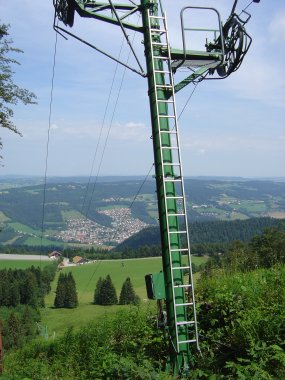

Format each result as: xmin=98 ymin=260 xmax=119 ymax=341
xmin=1 ymin=0 xmax=284 ymax=178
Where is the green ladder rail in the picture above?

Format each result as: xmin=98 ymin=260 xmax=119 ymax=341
xmin=143 ymin=4 xmax=199 ymax=372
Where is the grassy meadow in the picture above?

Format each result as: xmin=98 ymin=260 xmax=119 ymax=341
xmin=0 ymin=255 xmax=207 ymax=338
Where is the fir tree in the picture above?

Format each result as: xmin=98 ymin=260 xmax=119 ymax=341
xmin=54 ymin=273 xmax=65 ymax=308
xmin=93 ymin=277 xmax=103 ymax=305
xmin=54 ymin=272 xmax=78 ymax=308
xmin=119 ymin=277 xmax=140 ymax=305
xmin=64 ymin=272 xmax=78 ymax=308
xmin=97 ymin=275 xmax=117 ymax=305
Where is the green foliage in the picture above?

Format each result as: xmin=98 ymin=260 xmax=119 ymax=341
xmin=194 ymin=265 xmax=285 ymax=378
xmin=3 ymin=309 xmax=173 ymax=380
xmin=0 ymin=23 xmax=36 ymax=145
xmin=93 ymin=276 xmax=103 ymax=305
xmin=0 ymin=305 xmax=40 ymax=351
xmin=119 ymin=277 xmax=140 ymax=305
xmin=54 ymin=272 xmax=78 ymax=308
xmin=203 ymin=227 xmax=285 ymax=275
xmin=94 ymin=274 xmax=118 ymax=306
xmin=192 ymin=227 xmax=285 ymax=378
xmin=0 ymin=264 xmax=56 ymax=308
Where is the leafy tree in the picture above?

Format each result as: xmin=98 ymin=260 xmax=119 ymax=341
xmin=0 ymin=22 xmax=36 ymax=154
xmin=119 ymin=277 xmax=140 ymax=305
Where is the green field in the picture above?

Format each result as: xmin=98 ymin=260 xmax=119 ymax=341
xmin=41 ymin=256 xmax=206 ymax=337
xmin=0 ymin=255 xmax=207 ymax=337
xmin=0 ymin=260 xmax=50 ymax=270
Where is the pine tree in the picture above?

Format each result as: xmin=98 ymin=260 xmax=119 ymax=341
xmin=54 ymin=273 xmax=65 ymax=308
xmin=93 ymin=277 xmax=103 ymax=305
xmin=54 ymin=272 xmax=78 ymax=308
xmin=64 ymin=272 xmax=78 ymax=308
xmin=5 ymin=312 xmax=23 ymax=349
xmin=119 ymin=277 xmax=140 ymax=305
xmin=98 ymin=275 xmax=117 ymax=305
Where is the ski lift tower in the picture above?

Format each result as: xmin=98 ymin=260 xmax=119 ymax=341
xmin=53 ymin=0 xmax=259 ymax=376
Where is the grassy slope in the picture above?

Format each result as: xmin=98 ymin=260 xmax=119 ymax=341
xmin=0 ymin=260 xmax=50 ymax=270
xmin=41 ymin=256 xmax=206 ymax=337
xmin=0 ymin=256 xmax=206 ymax=336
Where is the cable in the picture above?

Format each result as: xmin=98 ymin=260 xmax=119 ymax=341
xmin=177 ymin=82 xmax=198 ymax=121
xmin=80 ymin=17 xmax=141 ymax=300
xmin=40 ymin=27 xmax=58 ymax=266
xmin=129 ymin=164 xmax=154 ymax=209
xmin=84 ymin=16 xmax=141 ymax=219
xmin=81 ymin=38 xmax=125 ymax=216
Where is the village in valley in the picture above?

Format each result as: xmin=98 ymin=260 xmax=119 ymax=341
xmin=55 ymin=207 xmax=149 ymax=246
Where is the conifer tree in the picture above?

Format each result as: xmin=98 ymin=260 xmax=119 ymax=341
xmin=64 ymin=272 xmax=78 ymax=308
xmin=54 ymin=272 xmax=65 ymax=308
xmin=54 ymin=272 xmax=78 ymax=308
xmin=119 ymin=277 xmax=140 ymax=305
xmin=95 ymin=275 xmax=117 ymax=305
xmin=93 ymin=277 xmax=103 ymax=305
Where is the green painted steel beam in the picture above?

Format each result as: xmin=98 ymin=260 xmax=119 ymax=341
xmin=140 ymin=0 xmax=192 ymax=375
xmin=73 ymin=1 xmax=143 ymax=32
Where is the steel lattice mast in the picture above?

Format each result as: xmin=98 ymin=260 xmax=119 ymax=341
xmin=53 ymin=0 xmax=259 ymax=375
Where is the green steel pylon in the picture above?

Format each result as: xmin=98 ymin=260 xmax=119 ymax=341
xmin=140 ymin=1 xmax=198 ymax=375
xmin=53 ymin=0 xmax=259 ymax=375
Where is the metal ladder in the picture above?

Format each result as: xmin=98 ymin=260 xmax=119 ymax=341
xmin=147 ymin=9 xmax=199 ymax=353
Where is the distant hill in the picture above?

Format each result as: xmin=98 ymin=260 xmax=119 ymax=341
xmin=115 ymin=217 xmax=285 ymax=250
xmin=0 ymin=176 xmax=285 ymax=247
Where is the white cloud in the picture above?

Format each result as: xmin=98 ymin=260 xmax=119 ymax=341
xmin=110 ymin=122 xmax=150 ymax=142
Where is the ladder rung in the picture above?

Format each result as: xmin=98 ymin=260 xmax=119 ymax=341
xmin=155 ymin=69 xmax=171 ymax=74
xmin=178 ymin=339 xmax=197 ymax=344
xmin=175 ymin=302 xmax=194 ymax=307
xmin=158 ymin=115 xmax=175 ymax=118
xmin=166 ymin=195 xmax=183 ymax=199
xmin=155 ymin=84 xmax=172 ymax=88
xmin=161 ymin=146 xmax=179 ymax=150
xmin=153 ymin=55 xmax=169 ymax=60
xmin=157 ymin=99 xmax=174 ymax=103
xmin=169 ymin=230 xmax=187 ymax=234
xmin=172 ymin=266 xmax=191 ymax=270
xmin=164 ymin=179 xmax=182 ymax=183
xmin=163 ymin=162 xmax=180 ymax=166
xmin=177 ymin=321 xmax=195 ymax=326
xmin=170 ymin=248 xmax=189 ymax=252
xmin=150 ymin=28 xmax=167 ymax=34
xmin=160 ymin=130 xmax=177 ymax=134
xmin=149 ymin=15 xmax=165 ymax=20
xmin=174 ymin=284 xmax=192 ymax=289
xmin=167 ymin=212 xmax=185 ymax=217
xmin=152 ymin=42 xmax=167 ymax=47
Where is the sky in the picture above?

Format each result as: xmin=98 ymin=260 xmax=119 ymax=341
xmin=0 ymin=0 xmax=284 ymax=178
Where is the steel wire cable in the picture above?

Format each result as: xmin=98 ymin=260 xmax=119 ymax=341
xmin=40 ymin=26 xmax=59 ymax=267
